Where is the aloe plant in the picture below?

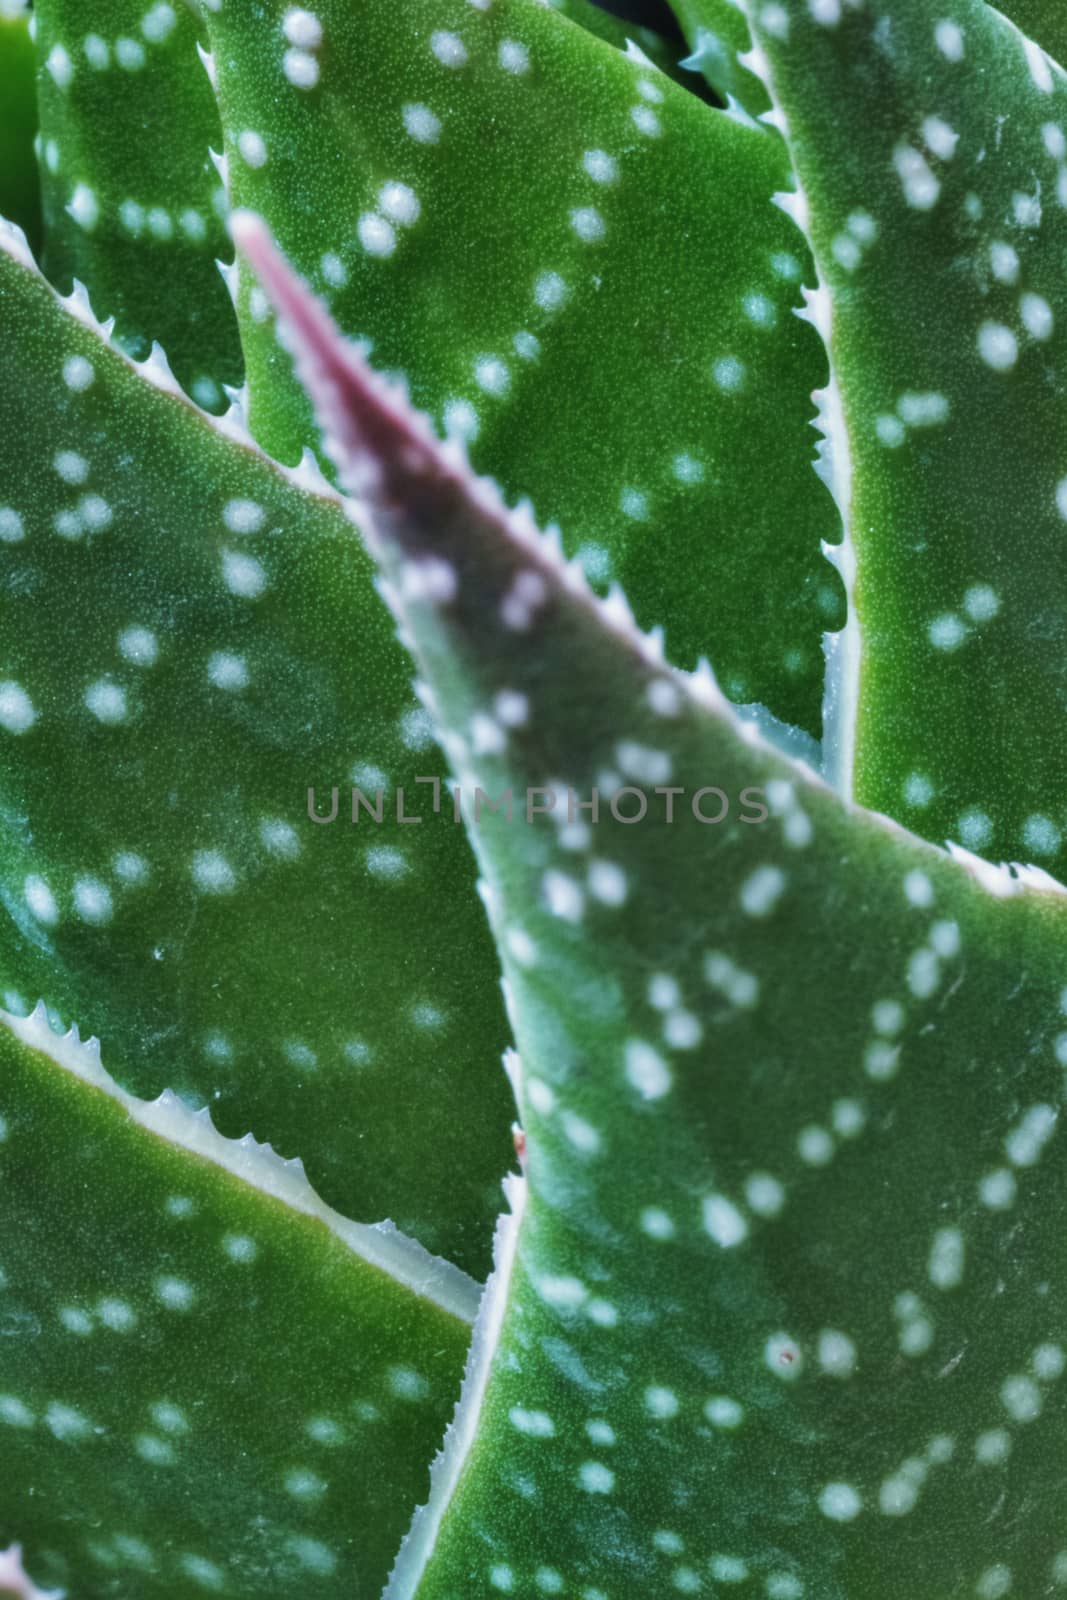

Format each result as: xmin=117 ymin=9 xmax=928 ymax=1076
xmin=3 ymin=0 xmax=1067 ymax=1595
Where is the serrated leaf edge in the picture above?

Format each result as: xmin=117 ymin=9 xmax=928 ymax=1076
xmin=1 ymin=1003 xmax=481 ymax=1322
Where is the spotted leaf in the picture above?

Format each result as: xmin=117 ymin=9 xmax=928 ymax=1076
xmin=205 ymin=0 xmax=841 ymax=737
xmin=33 ymin=0 xmax=242 ymax=409
xmin=0 ymin=1003 xmax=477 ymax=1598
xmin=240 ymin=215 xmax=1067 ymax=1599
xmin=735 ymin=0 xmax=1067 ymax=884
xmin=669 ymin=0 xmax=770 ymax=115
xmin=0 ymin=220 xmax=515 ymax=1279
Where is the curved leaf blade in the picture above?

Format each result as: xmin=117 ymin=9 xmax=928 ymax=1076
xmin=740 ymin=0 xmax=1067 ymax=875
xmin=0 ymin=1004 xmax=475 ymax=1598
xmin=206 ymin=0 xmax=840 ymax=735
xmin=0 ymin=221 xmax=513 ymax=1278
xmin=33 ymin=0 xmax=242 ymax=407
xmin=239 ymin=220 xmax=1067 ymax=1600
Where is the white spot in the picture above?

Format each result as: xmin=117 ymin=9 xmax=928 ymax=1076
xmin=818 ymin=1330 xmax=857 ymax=1378
xmin=703 ymin=1193 xmax=748 ymax=1249
xmin=588 ymin=860 xmax=628 ymax=907
xmin=619 ymin=487 xmax=648 ymax=520
xmin=73 ymin=877 xmax=113 ymax=925
xmin=366 ymin=845 xmax=410 ymax=882
xmin=191 ymin=850 xmax=236 ymax=894
xmin=979 ymin=1167 xmax=1017 ymax=1209
xmin=283 ymin=8 xmax=323 ymax=48
xmin=84 ymin=679 xmax=127 ymax=724
xmin=534 ymin=271 xmax=568 ymax=311
xmin=739 ymin=865 xmax=785 ymax=918
xmin=115 ymin=37 xmax=147 ymax=69
xmin=84 ymin=34 xmax=110 ymax=68
xmin=221 ymin=550 xmax=267 ymax=598
xmin=474 ymin=356 xmax=510 ymax=396
xmin=893 ymin=144 xmax=940 ymax=210
xmin=640 ymin=1206 xmax=675 ymax=1240
xmin=45 ymin=1403 xmax=92 ymax=1442
xmin=586 ymin=1419 xmax=616 ymax=1446
xmin=1023 ymin=815 xmax=1061 ymax=855
xmin=963 ymin=584 xmax=999 ymax=622
xmin=798 ymin=1125 xmax=834 ymax=1166
xmin=1033 ymin=1341 xmax=1065 ymax=1380
xmin=63 ymin=355 xmax=94 ymax=392
xmin=570 ymin=206 xmax=605 ymax=242
xmin=764 ymin=1333 xmax=804 ymax=1380
xmin=443 ymin=399 xmax=479 ymax=441
xmin=977 ymin=322 xmax=1018 ymax=372
xmin=155 ymin=1275 xmax=195 ymax=1310
xmin=402 ymin=103 xmax=442 ymax=144
xmin=54 ymin=450 xmax=89 ymax=485
xmin=285 ymin=1468 xmax=326 ymax=1500
xmin=379 ymin=182 xmax=421 ymax=226
xmin=631 ymin=104 xmax=662 ymax=137
xmin=542 ymin=869 xmax=583 ymax=923
xmin=207 ymin=652 xmax=249 ymax=691
xmin=358 ymin=212 xmax=396 ymax=257
xmin=928 ymin=613 xmax=967 ymax=650
xmin=922 ymin=116 xmax=958 ymax=159
xmin=46 ymin=44 xmax=73 ymax=87
xmin=644 ymin=1386 xmax=679 ymax=1419
xmin=583 ymin=149 xmax=618 ymax=184
xmin=934 ymin=19 xmax=964 ymax=61
xmin=712 ymin=356 xmax=746 ymax=393
xmin=561 ymin=1111 xmax=601 ymax=1154
xmin=1024 ymin=36 xmax=1054 ymax=93
xmin=284 ymin=48 xmax=320 ymax=87
xmin=0 ymin=683 xmax=35 ymax=735
xmin=513 ymin=331 xmax=540 ymax=360
xmin=238 ymin=131 xmax=268 ymax=168
xmin=744 ymin=1172 xmax=785 ymax=1217
xmin=1021 ymin=293 xmax=1054 ymax=341
xmin=897 ymin=391 xmax=950 ymax=427
xmin=431 ymin=30 xmax=467 ymax=67
xmin=704 ymin=1395 xmax=744 ymax=1428
xmin=499 ymin=39 xmax=530 ymax=73
xmin=68 ymin=184 xmax=100 ymax=231
xmin=742 ymin=292 xmax=777 ymax=328
xmin=625 ymin=1039 xmax=672 ymax=1101
xmin=578 ymin=1461 xmax=615 ymax=1493
xmin=957 ymin=808 xmax=993 ymax=849
xmin=0 ymin=508 xmax=25 ymax=544
xmin=223 ymin=498 xmax=266 ymax=534
xmin=321 ymin=252 xmax=348 ymax=287
xmin=819 ymin=1482 xmax=862 ymax=1522
xmin=928 ymin=1227 xmax=964 ymax=1290
xmin=222 ymin=1233 xmax=257 ymax=1263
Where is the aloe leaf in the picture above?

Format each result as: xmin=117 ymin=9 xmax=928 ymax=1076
xmin=0 ymin=220 xmax=514 ymax=1279
xmin=204 ymin=0 xmax=840 ymax=736
xmin=240 ymin=217 xmax=1067 ymax=1598
xmin=32 ymin=0 xmax=241 ymax=409
xmin=547 ymin=0 xmax=694 ymax=87
xmin=733 ymin=0 xmax=1067 ymax=884
xmin=668 ymin=0 xmax=769 ymax=114
xmin=0 ymin=1003 xmax=476 ymax=1598
xmin=0 ymin=5 xmax=40 ymax=253
xmin=996 ymin=2 xmax=1067 ymax=66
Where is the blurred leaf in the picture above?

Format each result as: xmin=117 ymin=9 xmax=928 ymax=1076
xmin=738 ymin=0 xmax=1067 ymax=880
xmin=0 ymin=5 xmax=40 ymax=251
xmin=0 ymin=221 xmax=514 ymax=1279
xmin=206 ymin=0 xmax=840 ymax=735
xmin=0 ymin=1003 xmax=476 ymax=1599
xmin=33 ymin=0 xmax=242 ymax=408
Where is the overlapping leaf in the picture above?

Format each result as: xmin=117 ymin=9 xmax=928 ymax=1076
xmin=669 ymin=0 xmax=769 ymax=114
xmin=33 ymin=0 xmax=241 ymax=407
xmin=240 ymin=221 xmax=1067 ymax=1599
xmin=0 ymin=4 xmax=39 ymax=252
xmin=206 ymin=0 xmax=840 ymax=735
xmin=0 ymin=222 xmax=515 ymax=1278
xmin=736 ymin=0 xmax=1067 ymax=880
xmin=0 ymin=1004 xmax=476 ymax=1598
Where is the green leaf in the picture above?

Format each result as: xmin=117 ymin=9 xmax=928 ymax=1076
xmin=0 ymin=6 xmax=40 ymax=254
xmin=205 ymin=0 xmax=840 ymax=736
xmin=996 ymin=1 xmax=1067 ymax=69
xmin=545 ymin=0 xmax=696 ymax=90
xmin=239 ymin=217 xmax=1067 ymax=1599
xmin=0 ymin=222 xmax=515 ymax=1279
xmin=736 ymin=0 xmax=1067 ymax=878
xmin=33 ymin=0 xmax=242 ymax=409
xmin=0 ymin=1002 xmax=476 ymax=1598
xmin=669 ymin=0 xmax=770 ymax=115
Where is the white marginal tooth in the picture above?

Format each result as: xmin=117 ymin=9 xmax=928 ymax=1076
xmin=217 ymin=257 xmax=239 ymax=306
xmin=209 ymin=147 xmax=230 ymax=187
xmin=196 ymin=41 xmax=218 ymax=90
